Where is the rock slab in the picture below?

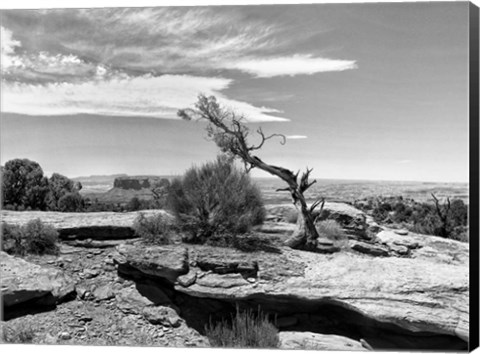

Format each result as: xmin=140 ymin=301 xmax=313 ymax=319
xmin=279 ymin=331 xmax=367 ymax=351
xmin=1 ymin=251 xmax=76 ymax=308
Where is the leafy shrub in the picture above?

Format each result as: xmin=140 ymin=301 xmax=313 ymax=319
xmin=58 ymin=192 xmax=84 ymax=212
xmin=1 ymin=223 xmax=24 ymax=255
xmin=1 ymin=323 xmax=35 ymax=343
xmin=133 ymin=213 xmax=174 ymax=245
xmin=316 ymin=220 xmax=346 ymax=241
xmin=205 ymin=307 xmax=278 ymax=348
xmin=167 ymin=156 xmax=265 ymax=243
xmin=2 ymin=219 xmax=59 ymax=256
xmin=126 ymin=197 xmax=142 ymax=211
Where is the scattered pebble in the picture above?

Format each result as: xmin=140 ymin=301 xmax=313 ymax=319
xmin=58 ymin=332 xmax=72 ymax=340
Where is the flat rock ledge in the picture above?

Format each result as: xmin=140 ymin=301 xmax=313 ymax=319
xmin=1 ymin=251 xmax=76 ymax=310
xmin=1 ymin=210 xmax=169 ymax=241
xmin=111 ymin=238 xmax=469 ymax=344
xmin=279 ymin=331 xmax=367 ymax=351
xmin=114 ymin=244 xmax=189 ymax=283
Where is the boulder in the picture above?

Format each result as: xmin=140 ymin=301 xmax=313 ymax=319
xmin=92 ymin=284 xmax=115 ymax=301
xmin=388 ymin=244 xmax=410 ymax=256
xmin=114 ymin=244 xmax=188 ymax=282
xmin=177 ymin=270 xmax=197 ymax=288
xmin=142 ymin=306 xmax=182 ymax=327
xmin=350 ymin=240 xmax=390 ymax=257
xmin=116 ymin=286 xmax=154 ymax=315
xmin=265 ymin=202 xmax=369 ymax=240
xmin=316 ymin=202 xmax=369 ymax=240
xmin=279 ymin=331 xmax=367 ymax=351
xmin=1 ymin=252 xmax=76 ymax=311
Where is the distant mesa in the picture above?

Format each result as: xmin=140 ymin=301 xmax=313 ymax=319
xmin=78 ymin=175 xmax=172 ymax=205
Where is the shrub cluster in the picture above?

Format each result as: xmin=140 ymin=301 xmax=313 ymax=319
xmin=316 ymin=219 xmax=346 ymax=241
xmin=167 ymin=156 xmax=265 ymax=243
xmin=2 ymin=219 xmax=59 ymax=256
xmin=205 ymin=307 xmax=279 ymax=348
xmin=354 ymin=196 xmax=468 ymax=241
xmin=132 ymin=213 xmax=174 ymax=245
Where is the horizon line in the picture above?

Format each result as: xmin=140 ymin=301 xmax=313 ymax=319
xmin=69 ymin=172 xmax=469 ymax=185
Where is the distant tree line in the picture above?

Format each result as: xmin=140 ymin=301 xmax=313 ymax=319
xmin=1 ymin=158 xmax=169 ymax=212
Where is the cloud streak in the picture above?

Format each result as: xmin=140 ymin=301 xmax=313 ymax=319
xmin=230 ymin=55 xmax=357 ymax=78
xmin=286 ymin=135 xmax=308 ymax=140
xmin=2 ymin=74 xmax=289 ymax=122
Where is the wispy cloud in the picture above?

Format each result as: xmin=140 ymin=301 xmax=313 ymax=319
xmin=229 ymin=55 xmax=357 ymax=78
xmin=286 ymin=135 xmax=308 ymax=140
xmin=2 ymin=8 xmax=356 ymax=80
xmin=3 ymin=74 xmax=288 ymax=122
xmin=1 ymin=8 xmax=357 ymax=120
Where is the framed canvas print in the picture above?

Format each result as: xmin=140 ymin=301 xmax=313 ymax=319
xmin=1 ymin=0 xmax=479 ymax=352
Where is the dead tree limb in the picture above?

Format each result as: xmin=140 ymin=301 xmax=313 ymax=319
xmin=431 ymin=193 xmax=451 ymax=238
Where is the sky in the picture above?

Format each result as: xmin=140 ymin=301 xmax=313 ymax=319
xmin=0 ymin=1 xmax=471 ymax=182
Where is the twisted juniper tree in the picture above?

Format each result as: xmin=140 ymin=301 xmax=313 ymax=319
xmin=178 ymin=95 xmax=324 ymax=251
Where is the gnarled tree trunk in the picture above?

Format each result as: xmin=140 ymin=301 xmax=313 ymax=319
xmin=285 ymin=201 xmax=320 ymax=250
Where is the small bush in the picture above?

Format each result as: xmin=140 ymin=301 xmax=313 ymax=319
xmin=2 ymin=219 xmax=59 ymax=256
xmin=1 ymin=323 xmax=35 ymax=343
xmin=133 ymin=213 xmax=174 ymax=245
xmin=316 ymin=220 xmax=346 ymax=241
xmin=168 ymin=156 xmax=265 ymax=243
xmin=57 ymin=192 xmax=84 ymax=212
xmin=205 ymin=307 xmax=278 ymax=348
xmin=1 ymin=223 xmax=24 ymax=255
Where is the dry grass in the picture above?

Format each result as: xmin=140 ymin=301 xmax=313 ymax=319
xmin=205 ymin=307 xmax=279 ymax=348
xmin=133 ymin=213 xmax=174 ymax=245
xmin=316 ymin=219 xmax=349 ymax=249
xmin=316 ymin=220 xmax=346 ymax=241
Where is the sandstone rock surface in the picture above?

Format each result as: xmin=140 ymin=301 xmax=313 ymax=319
xmin=114 ymin=244 xmax=188 ymax=282
xmin=1 ymin=251 xmax=76 ymax=309
xmin=114 ymin=240 xmax=468 ymax=347
xmin=279 ymin=331 xmax=367 ymax=351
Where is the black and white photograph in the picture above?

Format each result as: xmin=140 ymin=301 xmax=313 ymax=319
xmin=0 ymin=0 xmax=478 ymax=352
